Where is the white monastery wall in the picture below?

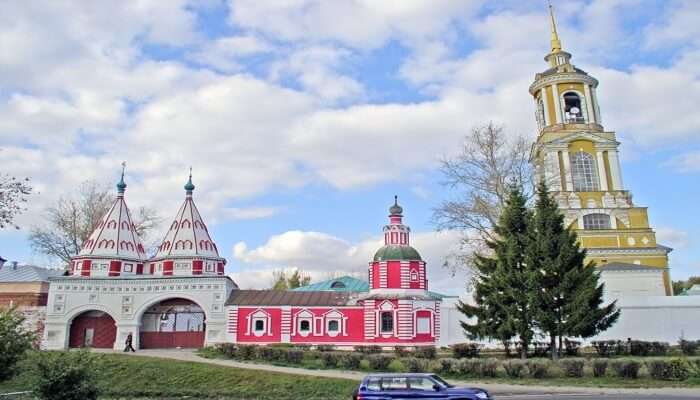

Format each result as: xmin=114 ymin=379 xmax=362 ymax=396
xmin=601 ymin=269 xmax=666 ymax=298
xmin=591 ymin=295 xmax=700 ymax=343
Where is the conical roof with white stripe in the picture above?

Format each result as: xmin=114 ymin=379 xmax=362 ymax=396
xmin=78 ymin=170 xmax=147 ymax=261
xmin=154 ymin=173 xmax=221 ymax=259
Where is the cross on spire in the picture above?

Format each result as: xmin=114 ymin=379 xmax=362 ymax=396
xmin=116 ymin=161 xmax=127 ymax=194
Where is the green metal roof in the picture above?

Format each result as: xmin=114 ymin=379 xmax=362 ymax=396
xmin=292 ymin=276 xmax=369 ymax=292
xmin=373 ymin=245 xmax=422 ymax=261
xmin=291 ymin=275 xmax=453 ymax=299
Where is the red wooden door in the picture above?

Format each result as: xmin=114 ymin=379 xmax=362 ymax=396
xmin=69 ymin=311 xmax=116 ymax=348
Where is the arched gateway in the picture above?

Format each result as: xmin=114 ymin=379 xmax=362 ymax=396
xmin=69 ymin=310 xmax=117 ymax=348
xmin=139 ymin=298 xmax=206 ymax=348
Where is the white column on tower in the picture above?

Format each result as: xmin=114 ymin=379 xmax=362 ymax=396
xmin=592 ymin=87 xmax=602 ymax=124
xmin=551 ymin=84 xmax=563 ymax=123
xmin=608 ymin=151 xmax=624 ymax=190
xmin=544 ymin=151 xmax=561 ymax=190
xmin=583 ymin=84 xmax=596 ymax=124
xmin=561 ymin=150 xmax=573 ymax=191
xmin=596 ymin=151 xmax=609 ymax=191
xmin=540 ymin=88 xmax=551 ymax=126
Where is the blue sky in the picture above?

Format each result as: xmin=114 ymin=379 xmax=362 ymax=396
xmin=1 ymin=0 xmax=699 ymax=293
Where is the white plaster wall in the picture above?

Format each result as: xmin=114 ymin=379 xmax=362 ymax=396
xmin=43 ymin=276 xmax=235 ymax=350
xmin=600 ymin=270 xmax=666 ymax=298
xmin=440 ymin=290 xmax=700 ymax=346
xmin=591 ymin=295 xmax=700 ymax=343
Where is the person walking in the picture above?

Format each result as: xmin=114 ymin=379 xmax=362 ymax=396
xmin=124 ymin=332 xmax=136 ymax=352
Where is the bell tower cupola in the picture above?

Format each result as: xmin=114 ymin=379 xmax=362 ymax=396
xmin=530 ymin=3 xmax=602 ymax=135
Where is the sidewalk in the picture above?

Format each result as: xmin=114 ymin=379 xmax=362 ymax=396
xmin=119 ymin=349 xmax=700 ymax=397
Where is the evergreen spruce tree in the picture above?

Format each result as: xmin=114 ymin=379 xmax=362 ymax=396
xmin=527 ymin=181 xmax=620 ymax=359
xmin=459 ymin=185 xmax=536 ymax=358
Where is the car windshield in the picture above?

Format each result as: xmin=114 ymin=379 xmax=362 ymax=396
xmin=430 ymin=374 xmax=454 ymax=388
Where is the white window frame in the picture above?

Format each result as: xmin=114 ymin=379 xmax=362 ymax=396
xmin=123 ymin=263 xmax=133 ymax=273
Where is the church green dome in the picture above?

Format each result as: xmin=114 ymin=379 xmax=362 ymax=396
xmin=373 ymin=245 xmax=422 ymax=261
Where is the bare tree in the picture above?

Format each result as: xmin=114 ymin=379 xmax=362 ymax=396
xmin=433 ymin=122 xmax=533 ymax=272
xmin=0 ymin=174 xmax=32 ymax=229
xmin=28 ymin=181 xmax=160 ymax=267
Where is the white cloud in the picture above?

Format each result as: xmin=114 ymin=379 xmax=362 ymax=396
xmin=268 ymin=45 xmax=364 ymax=102
xmin=656 ymin=227 xmax=690 ymax=250
xmin=230 ymin=229 xmax=469 ymax=295
xmin=644 ymin=0 xmax=700 ymax=49
xmin=228 ymin=0 xmax=481 ymax=50
xmin=220 ymin=207 xmax=279 ymax=221
xmin=187 ymin=35 xmax=274 ymax=72
xmin=665 ymin=151 xmax=700 ymax=174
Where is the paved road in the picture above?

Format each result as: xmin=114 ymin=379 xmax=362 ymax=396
xmin=497 ymin=396 xmax=699 ymax=399
xmin=118 ymin=350 xmax=700 ymax=399
xmin=494 ymin=393 xmax=700 ymax=400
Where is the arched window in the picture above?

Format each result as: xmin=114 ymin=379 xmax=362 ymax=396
xmin=536 ymin=96 xmax=546 ymax=129
xmin=570 ymin=152 xmax=599 ymax=191
xmin=380 ymin=312 xmax=393 ymax=333
xmin=583 ymin=214 xmax=611 ymax=230
xmin=563 ymin=92 xmax=585 ymax=123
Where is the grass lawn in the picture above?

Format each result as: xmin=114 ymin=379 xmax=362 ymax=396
xmin=0 ymin=352 xmax=359 ymax=400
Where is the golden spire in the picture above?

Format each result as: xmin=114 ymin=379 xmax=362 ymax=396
xmin=549 ymin=1 xmax=562 ymax=53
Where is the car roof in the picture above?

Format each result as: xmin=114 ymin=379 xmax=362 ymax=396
xmin=364 ymin=373 xmax=435 ymax=378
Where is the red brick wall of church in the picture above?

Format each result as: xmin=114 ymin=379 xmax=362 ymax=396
xmin=290 ymin=307 xmax=365 ymax=343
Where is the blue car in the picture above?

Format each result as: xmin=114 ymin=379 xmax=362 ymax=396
xmin=352 ymin=373 xmax=492 ymax=400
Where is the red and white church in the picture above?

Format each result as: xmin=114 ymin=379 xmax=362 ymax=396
xmin=42 ymin=169 xmax=442 ymax=350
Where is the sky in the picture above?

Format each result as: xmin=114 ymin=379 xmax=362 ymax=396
xmin=1 ymin=0 xmax=699 ymax=295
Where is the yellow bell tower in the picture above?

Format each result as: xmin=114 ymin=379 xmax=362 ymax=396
xmin=530 ymin=5 xmax=672 ymax=295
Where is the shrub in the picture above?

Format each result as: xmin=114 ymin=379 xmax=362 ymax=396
xmin=319 ymin=352 xmax=341 ymax=368
xmin=368 ymin=354 xmax=393 ymax=370
xmin=33 ymin=350 xmax=100 ymax=400
xmin=413 ymin=346 xmax=437 ymax=359
xmin=393 ymin=346 xmax=408 ymax=357
xmin=258 ymin=346 xmax=283 ymax=361
xmin=238 ymin=344 xmax=257 ymax=360
xmin=679 ymin=339 xmax=700 ymax=356
xmin=402 ymin=357 xmax=428 ymax=373
xmin=0 ymin=307 xmax=35 ymax=381
xmin=342 ymin=353 xmax=362 ymax=369
xmin=563 ymin=339 xmax=581 ymax=357
xmin=284 ymin=349 xmax=304 ymax=364
xmin=503 ymin=360 xmax=526 ymax=378
xmin=480 ymin=359 xmax=499 ymax=378
xmin=560 ymin=359 xmax=585 ymax=378
xmin=359 ymin=359 xmax=371 ymax=370
xmin=451 ymin=343 xmax=481 ymax=359
xmin=354 ymin=345 xmax=382 ymax=354
xmin=316 ymin=344 xmax=335 ymax=352
xmin=646 ymin=359 xmax=691 ymax=381
xmin=611 ymin=359 xmax=641 ymax=379
xmin=439 ymin=358 xmax=459 ymax=374
xmin=592 ymin=340 xmax=624 ymax=357
xmin=214 ymin=343 xmax=237 ymax=358
xmin=592 ymin=359 xmax=609 ymax=378
xmin=387 ymin=359 xmax=407 ymax=372
xmin=526 ymin=360 xmax=551 ymax=379
xmin=455 ymin=359 xmax=481 ymax=378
